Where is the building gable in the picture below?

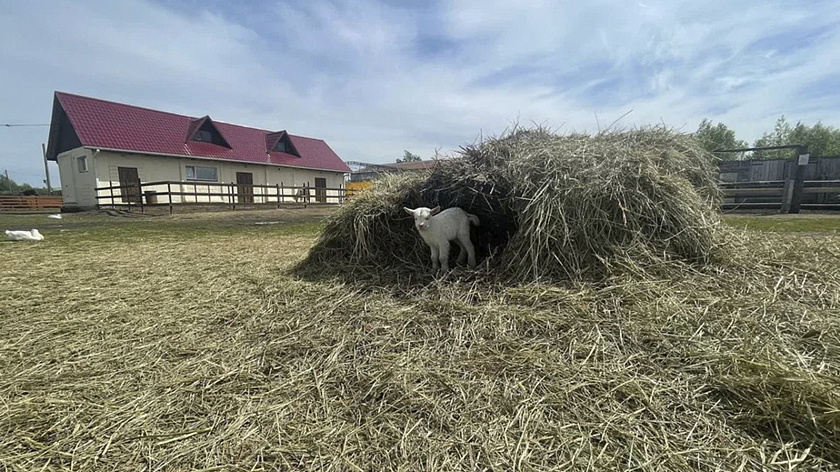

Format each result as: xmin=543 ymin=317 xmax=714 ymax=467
xmin=46 ymin=96 xmax=82 ymax=159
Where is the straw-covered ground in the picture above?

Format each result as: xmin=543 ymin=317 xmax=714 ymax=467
xmin=0 ymin=206 xmax=838 ymax=471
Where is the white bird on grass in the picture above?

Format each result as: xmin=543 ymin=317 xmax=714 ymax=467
xmin=47 ymin=214 xmax=62 ymax=219
xmin=5 ymin=229 xmax=45 ymax=241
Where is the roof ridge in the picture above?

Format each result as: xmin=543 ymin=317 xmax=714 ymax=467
xmin=56 ymin=91 xmax=200 ymax=121
xmin=54 ymin=92 xmax=331 ymax=141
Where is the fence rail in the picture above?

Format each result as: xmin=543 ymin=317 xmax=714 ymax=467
xmin=95 ymin=180 xmax=347 ymax=213
xmin=0 ymin=196 xmax=63 ymax=212
xmin=720 ymin=180 xmax=840 ymax=211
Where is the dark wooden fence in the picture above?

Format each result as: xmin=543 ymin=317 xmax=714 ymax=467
xmin=718 ymin=156 xmax=840 ymax=212
xmin=95 ymin=180 xmax=347 ymax=214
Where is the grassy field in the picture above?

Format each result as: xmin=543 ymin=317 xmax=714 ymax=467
xmin=1 ymin=209 xmax=839 ymax=471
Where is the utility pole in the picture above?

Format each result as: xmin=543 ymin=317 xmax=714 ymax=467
xmin=41 ymin=143 xmax=52 ymax=193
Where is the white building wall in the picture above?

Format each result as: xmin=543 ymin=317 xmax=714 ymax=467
xmin=57 ymin=148 xmax=96 ymax=208
xmin=88 ymin=151 xmax=346 ymax=206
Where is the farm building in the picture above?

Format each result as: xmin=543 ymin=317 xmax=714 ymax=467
xmin=346 ymin=159 xmax=445 ymax=196
xmin=45 ymin=92 xmax=351 ymax=210
xmin=348 ymin=159 xmax=442 ymax=183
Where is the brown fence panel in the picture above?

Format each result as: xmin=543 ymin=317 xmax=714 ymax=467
xmin=0 ymin=196 xmax=63 ymax=212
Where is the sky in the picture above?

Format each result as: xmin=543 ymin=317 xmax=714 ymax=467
xmin=1 ymin=0 xmax=840 ymax=187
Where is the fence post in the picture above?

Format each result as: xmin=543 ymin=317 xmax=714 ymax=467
xmin=231 ymin=182 xmax=236 ymax=211
xmin=110 ymin=184 xmax=115 ymax=208
xmin=138 ymin=183 xmax=144 ymax=214
xmin=280 ymin=182 xmax=285 ymax=204
xmin=780 ymin=160 xmax=795 ymax=214
xmin=167 ymin=182 xmax=173 ymax=214
xmin=304 ymin=183 xmax=309 ymax=209
xmin=790 ymin=149 xmax=809 ymax=214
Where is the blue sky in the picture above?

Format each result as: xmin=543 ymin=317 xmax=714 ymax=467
xmin=1 ymin=0 xmax=839 ymax=186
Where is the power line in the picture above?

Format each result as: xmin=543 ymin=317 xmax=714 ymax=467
xmin=5 ymin=168 xmax=46 ymax=177
xmin=2 ymin=123 xmax=50 ymax=127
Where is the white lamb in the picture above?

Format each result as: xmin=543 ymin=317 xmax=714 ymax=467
xmin=403 ymin=206 xmax=480 ymax=271
xmin=5 ymin=229 xmax=44 ymax=241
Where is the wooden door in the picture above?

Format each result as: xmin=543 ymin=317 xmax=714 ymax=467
xmin=236 ymin=172 xmax=254 ymax=204
xmin=314 ymin=177 xmax=327 ymax=203
xmin=118 ymin=167 xmax=141 ymax=203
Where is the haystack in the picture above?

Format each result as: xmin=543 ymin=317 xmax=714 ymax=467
xmin=297 ymin=126 xmax=725 ymax=282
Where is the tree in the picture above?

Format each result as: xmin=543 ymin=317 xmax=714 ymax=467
xmin=693 ymin=119 xmax=748 ymax=160
xmin=752 ymin=115 xmax=794 ymax=159
xmin=396 ymin=150 xmax=422 ymax=163
xmin=0 ymin=172 xmax=41 ymax=195
xmin=753 ymin=116 xmax=840 ymax=159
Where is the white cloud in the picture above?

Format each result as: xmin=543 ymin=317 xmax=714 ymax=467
xmin=1 ymin=0 xmax=840 ymax=186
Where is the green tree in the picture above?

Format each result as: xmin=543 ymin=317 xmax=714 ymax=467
xmin=693 ymin=119 xmax=748 ymax=159
xmin=753 ymin=116 xmax=840 ymax=159
xmin=752 ymin=116 xmax=794 ymax=159
xmin=396 ymin=150 xmax=422 ymax=163
xmin=0 ymin=173 xmax=41 ymax=195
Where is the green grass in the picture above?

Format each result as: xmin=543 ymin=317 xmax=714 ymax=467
xmin=723 ymin=213 xmax=840 ymax=233
xmin=1 ymin=209 xmax=839 ymax=471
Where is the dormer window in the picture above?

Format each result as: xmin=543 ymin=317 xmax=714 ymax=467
xmin=188 ymin=116 xmax=230 ymax=148
xmin=266 ymin=130 xmax=299 ymax=156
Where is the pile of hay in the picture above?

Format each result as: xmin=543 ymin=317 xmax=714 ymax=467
xmin=298 ymin=126 xmax=725 ymax=282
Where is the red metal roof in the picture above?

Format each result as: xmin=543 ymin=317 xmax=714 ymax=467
xmin=52 ymin=92 xmax=351 ymax=173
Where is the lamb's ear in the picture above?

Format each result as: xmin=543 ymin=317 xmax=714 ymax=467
xmin=430 ymin=206 xmax=441 ymax=215
xmin=403 ymin=207 xmax=415 ymax=216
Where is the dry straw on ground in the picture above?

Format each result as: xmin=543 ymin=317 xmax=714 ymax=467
xmin=297 ymin=126 xmax=727 ymax=283
xmin=1 ymin=208 xmax=839 ymax=470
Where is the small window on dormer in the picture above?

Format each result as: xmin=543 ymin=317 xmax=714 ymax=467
xmin=194 ymin=129 xmax=213 ymax=143
xmin=273 ymin=140 xmax=287 ymax=153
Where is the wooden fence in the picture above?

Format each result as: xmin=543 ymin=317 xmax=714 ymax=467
xmin=720 ymin=180 xmax=840 ymax=211
xmin=95 ymin=180 xmax=347 ymax=214
xmin=718 ymin=156 xmax=840 ymax=211
xmin=0 ymin=196 xmax=63 ymax=212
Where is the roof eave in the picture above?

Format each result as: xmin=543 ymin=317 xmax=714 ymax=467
xmin=82 ymin=146 xmax=350 ymax=173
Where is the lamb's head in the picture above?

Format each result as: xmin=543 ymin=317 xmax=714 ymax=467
xmin=403 ymin=206 xmax=441 ymax=232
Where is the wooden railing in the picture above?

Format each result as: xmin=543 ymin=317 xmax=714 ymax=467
xmin=0 ymin=195 xmax=63 ymax=212
xmin=95 ymin=180 xmax=348 ymax=213
xmin=720 ymin=180 xmax=840 ymax=210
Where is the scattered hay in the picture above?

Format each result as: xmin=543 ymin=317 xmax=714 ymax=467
xmin=1 ymin=213 xmax=840 ymax=470
xmin=296 ymin=126 xmax=727 ymax=283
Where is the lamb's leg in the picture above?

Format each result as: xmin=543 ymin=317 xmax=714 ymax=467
xmin=459 ymin=232 xmax=477 ymax=268
xmin=455 ymin=239 xmax=467 ymax=265
xmin=430 ymin=245 xmax=440 ymax=270
xmin=438 ymin=240 xmax=451 ymax=271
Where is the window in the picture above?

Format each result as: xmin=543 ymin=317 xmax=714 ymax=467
xmin=194 ymin=129 xmax=214 ymax=143
xmin=273 ymin=140 xmax=286 ymax=153
xmin=190 ymin=122 xmax=229 ymax=147
xmin=77 ymin=156 xmax=88 ymax=172
xmin=186 ymin=165 xmax=218 ymax=182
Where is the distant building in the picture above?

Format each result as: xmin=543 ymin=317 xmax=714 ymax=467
xmin=349 ymin=159 xmax=443 ymax=182
xmin=46 ymin=91 xmax=350 ymax=210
